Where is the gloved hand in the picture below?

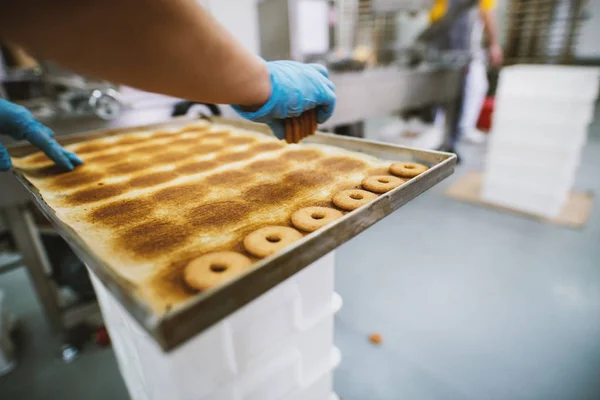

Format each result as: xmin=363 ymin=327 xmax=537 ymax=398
xmin=0 ymin=99 xmax=83 ymax=172
xmin=233 ymin=61 xmax=335 ymax=139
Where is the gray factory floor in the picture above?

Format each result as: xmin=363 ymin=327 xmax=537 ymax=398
xmin=1 ymin=110 xmax=600 ymax=400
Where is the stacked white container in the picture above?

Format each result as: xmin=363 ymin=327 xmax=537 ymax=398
xmin=90 ymin=252 xmax=341 ymax=400
xmin=482 ymin=65 xmax=600 ymax=218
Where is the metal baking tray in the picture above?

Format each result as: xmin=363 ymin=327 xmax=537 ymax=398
xmin=8 ymin=116 xmax=456 ymax=351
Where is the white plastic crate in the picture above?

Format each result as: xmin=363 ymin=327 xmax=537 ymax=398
xmin=484 ymin=169 xmax=573 ymax=201
xmin=493 ymin=98 xmax=596 ymax=130
xmin=198 ymin=293 xmax=342 ymax=400
xmin=490 ymin=118 xmax=589 ymax=150
xmin=496 ymin=65 xmax=600 ymax=102
xmin=486 ymin=154 xmax=580 ymax=177
xmin=482 ymin=188 xmax=565 ymax=218
xmin=201 ymin=344 xmax=341 ymax=400
xmin=485 ymin=150 xmax=579 ymax=191
xmin=482 ymin=181 xmax=567 ymax=217
xmin=481 ymin=64 xmax=598 ymax=218
xmin=484 ymin=162 xmax=576 ymax=195
xmin=483 ymin=165 xmax=572 ymax=202
xmin=486 ymin=139 xmax=582 ymax=171
xmin=205 ymin=345 xmax=341 ymax=400
xmin=90 ymin=252 xmax=339 ymax=400
xmin=285 ymin=347 xmax=341 ymax=400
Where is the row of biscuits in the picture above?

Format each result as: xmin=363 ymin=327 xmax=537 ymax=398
xmin=184 ymin=162 xmax=429 ymax=292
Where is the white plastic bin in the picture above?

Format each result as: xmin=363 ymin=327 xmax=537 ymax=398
xmin=490 ymin=119 xmax=589 ymax=151
xmin=204 ymin=344 xmax=341 ymax=400
xmin=201 ymin=340 xmax=341 ymax=400
xmin=486 ymin=138 xmax=582 ymax=171
xmin=493 ymin=97 xmax=596 ymax=127
xmin=493 ymin=98 xmax=596 ymax=131
xmin=90 ymin=252 xmax=339 ymax=400
xmin=481 ymin=64 xmax=598 ymax=218
xmin=284 ymin=347 xmax=341 ymax=400
xmin=496 ymin=65 xmax=600 ymax=102
xmin=481 ymin=181 xmax=567 ymax=217
xmin=484 ymin=162 xmax=576 ymax=196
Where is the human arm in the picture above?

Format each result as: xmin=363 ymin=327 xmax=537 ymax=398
xmin=0 ymin=0 xmax=271 ymax=107
xmin=0 ymin=0 xmax=335 ymax=139
xmin=480 ymin=1 xmax=503 ymax=67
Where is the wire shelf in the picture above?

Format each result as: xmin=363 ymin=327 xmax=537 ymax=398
xmin=504 ymin=0 xmax=588 ymax=65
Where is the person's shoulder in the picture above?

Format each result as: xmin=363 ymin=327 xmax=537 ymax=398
xmin=429 ymin=0 xmax=446 ymax=23
xmin=480 ymin=0 xmax=496 ymax=11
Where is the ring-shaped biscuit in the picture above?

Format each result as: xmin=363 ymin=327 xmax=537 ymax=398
xmin=389 ymin=162 xmax=428 ymax=178
xmin=332 ymin=189 xmax=378 ymax=211
xmin=361 ymin=175 xmax=405 ymax=193
xmin=184 ymin=251 xmax=252 ymax=291
xmin=291 ymin=206 xmax=343 ymax=232
xmin=244 ymin=226 xmax=303 ymax=258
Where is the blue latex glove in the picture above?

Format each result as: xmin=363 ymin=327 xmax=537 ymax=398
xmin=233 ymin=61 xmax=335 ymax=139
xmin=0 ymin=99 xmax=83 ymax=172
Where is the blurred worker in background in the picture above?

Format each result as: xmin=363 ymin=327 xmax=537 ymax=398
xmin=0 ymin=0 xmax=336 ymax=172
xmin=432 ymin=0 xmax=503 ymax=159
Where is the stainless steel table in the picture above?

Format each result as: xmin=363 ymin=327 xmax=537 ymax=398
xmin=324 ymin=65 xmax=465 ymax=144
xmin=0 ymin=172 xmax=99 ymax=361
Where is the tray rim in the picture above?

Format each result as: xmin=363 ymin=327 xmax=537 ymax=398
xmin=8 ymin=116 xmax=456 ymax=351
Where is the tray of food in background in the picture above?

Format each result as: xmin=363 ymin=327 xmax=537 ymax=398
xmin=7 ymin=116 xmax=456 ymax=351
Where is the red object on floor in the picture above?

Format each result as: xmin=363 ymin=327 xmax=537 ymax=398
xmin=95 ymin=326 xmax=111 ymax=347
xmin=476 ymin=96 xmax=495 ymax=132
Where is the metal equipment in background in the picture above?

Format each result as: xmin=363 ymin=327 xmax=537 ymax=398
xmin=255 ymin=0 xmax=473 ymax=140
xmin=0 ymin=46 xmax=106 ymax=362
xmin=0 ymin=201 xmax=101 ymax=362
xmin=0 ymin=45 xmax=124 ymax=121
xmin=504 ymin=0 xmax=589 ymax=65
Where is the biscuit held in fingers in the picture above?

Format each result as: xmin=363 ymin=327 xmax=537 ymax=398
xmin=310 ymin=108 xmax=318 ymax=136
xmin=292 ymin=116 xmax=301 ymax=144
xmin=287 ymin=116 xmax=294 ymax=144
xmin=297 ymin=113 xmax=306 ymax=142
xmin=284 ymin=118 xmax=294 ymax=144
xmin=304 ymin=110 xmax=315 ymax=139
xmin=303 ymin=112 xmax=311 ymax=140
xmin=233 ymin=61 xmax=336 ymax=132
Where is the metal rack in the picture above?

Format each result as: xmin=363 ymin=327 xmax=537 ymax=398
xmin=0 ymin=174 xmax=101 ymax=362
xmin=1 ymin=49 xmax=121 ymax=357
xmin=504 ymin=0 xmax=588 ymax=65
xmin=0 ymin=45 xmax=124 ymax=121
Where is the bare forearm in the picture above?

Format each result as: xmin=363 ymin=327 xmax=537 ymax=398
xmin=481 ymin=8 xmax=503 ymax=66
xmin=0 ymin=0 xmax=270 ymax=106
xmin=480 ymin=9 xmax=499 ymax=46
